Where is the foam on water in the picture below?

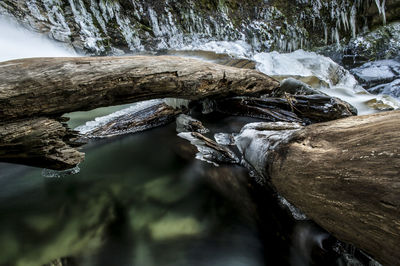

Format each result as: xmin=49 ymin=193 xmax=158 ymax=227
xmin=251 ymin=49 xmax=400 ymax=114
xmin=0 ymin=15 xmax=75 ymax=62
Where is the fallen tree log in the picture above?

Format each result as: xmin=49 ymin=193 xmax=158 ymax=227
xmin=0 ymin=117 xmax=84 ymax=170
xmin=215 ymin=95 xmax=356 ymax=124
xmin=81 ymin=101 xmax=183 ymax=139
xmin=235 ymin=111 xmax=400 ymax=265
xmin=0 ymin=56 xmax=279 ymax=121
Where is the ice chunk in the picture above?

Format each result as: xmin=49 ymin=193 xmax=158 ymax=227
xmin=214 ymin=133 xmax=236 ymax=146
xmin=234 ymin=122 xmax=302 ymax=180
xmin=278 ymin=195 xmax=308 ymax=220
xmin=42 ymin=166 xmax=80 ymax=178
xmin=176 ymin=114 xmax=209 ymax=134
xmin=178 ymin=132 xmax=239 ymax=166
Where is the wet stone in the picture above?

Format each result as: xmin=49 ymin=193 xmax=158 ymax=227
xmin=351 ymin=59 xmax=400 ymax=99
xmin=273 ymin=78 xmax=321 ymax=97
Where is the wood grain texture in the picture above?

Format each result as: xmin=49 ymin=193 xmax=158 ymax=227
xmin=0 ymin=117 xmax=84 ymax=170
xmin=0 ymin=56 xmax=279 ymax=121
xmin=267 ymin=111 xmax=400 ymax=265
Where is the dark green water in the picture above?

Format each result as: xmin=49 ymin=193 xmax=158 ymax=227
xmin=0 ymin=105 xmax=373 ymax=266
xmin=0 ymin=113 xmax=266 ymax=266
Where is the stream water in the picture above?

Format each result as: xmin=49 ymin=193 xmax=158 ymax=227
xmin=0 ymin=120 xmax=265 ymax=266
xmin=1 ymin=111 xmax=366 ymax=266
xmin=0 ymin=15 xmax=389 ymax=266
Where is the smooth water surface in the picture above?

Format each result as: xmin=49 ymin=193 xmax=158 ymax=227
xmin=0 ymin=117 xmax=266 ymax=266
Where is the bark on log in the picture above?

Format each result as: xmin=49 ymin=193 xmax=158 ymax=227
xmin=215 ymin=95 xmax=356 ymax=124
xmin=237 ymin=111 xmax=400 ymax=265
xmin=0 ymin=117 xmax=84 ymax=170
xmin=0 ymin=56 xmax=279 ymax=121
xmin=82 ymin=102 xmax=183 ymax=138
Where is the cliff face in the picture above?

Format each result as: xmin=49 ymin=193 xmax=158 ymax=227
xmin=0 ymin=0 xmax=396 ymax=55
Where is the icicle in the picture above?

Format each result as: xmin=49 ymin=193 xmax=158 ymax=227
xmin=163 ymin=98 xmax=190 ymax=109
xmin=335 ymin=27 xmax=340 ymax=45
xmin=350 ymin=3 xmax=357 ymax=38
xmin=374 ymin=0 xmax=387 ymax=25
xmin=375 ymin=0 xmax=381 ymax=14
xmin=324 ymin=23 xmax=328 ymax=45
xmin=341 ymin=11 xmax=348 ymax=31
xmin=381 ymin=0 xmax=386 ymax=25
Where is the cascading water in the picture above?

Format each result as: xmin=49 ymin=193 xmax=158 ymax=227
xmin=178 ymin=40 xmax=400 ymax=115
xmin=0 ymin=15 xmax=75 ymax=62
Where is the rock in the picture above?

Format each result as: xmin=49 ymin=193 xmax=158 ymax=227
xmin=351 ymin=59 xmax=400 ymax=99
xmin=176 ymin=114 xmax=209 ymax=134
xmin=365 ymin=97 xmax=398 ymax=111
xmin=369 ymin=79 xmax=400 ymax=99
xmin=319 ymin=22 xmax=400 ymax=68
xmin=273 ymin=78 xmax=321 ymax=96
xmin=0 ymin=0 xmax=391 ymax=55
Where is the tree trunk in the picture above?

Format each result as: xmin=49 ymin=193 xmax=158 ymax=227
xmin=82 ymin=102 xmax=183 ymax=138
xmin=215 ymin=95 xmax=356 ymax=124
xmin=236 ymin=110 xmax=400 ymax=265
xmin=0 ymin=56 xmax=279 ymax=121
xmin=0 ymin=117 xmax=84 ymax=170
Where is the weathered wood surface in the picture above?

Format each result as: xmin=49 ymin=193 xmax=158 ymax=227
xmin=237 ymin=111 xmax=400 ymax=265
xmin=178 ymin=132 xmax=239 ymax=166
xmin=0 ymin=117 xmax=84 ymax=170
xmin=0 ymin=56 xmax=279 ymax=121
xmin=215 ymin=95 xmax=356 ymax=124
xmin=83 ymin=102 xmax=182 ymax=138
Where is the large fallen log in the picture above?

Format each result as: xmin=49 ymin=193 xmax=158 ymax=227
xmin=0 ymin=56 xmax=279 ymax=121
xmin=235 ymin=111 xmax=400 ymax=265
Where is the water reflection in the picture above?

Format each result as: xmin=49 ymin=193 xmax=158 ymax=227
xmin=0 ymin=122 xmax=265 ymax=266
xmin=0 ymin=113 xmax=374 ymax=266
